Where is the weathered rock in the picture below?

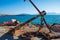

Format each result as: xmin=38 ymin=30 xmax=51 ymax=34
xmin=0 ymin=26 xmax=15 ymax=37
xmin=13 ymin=24 xmax=39 ymax=37
xmin=51 ymin=24 xmax=60 ymax=32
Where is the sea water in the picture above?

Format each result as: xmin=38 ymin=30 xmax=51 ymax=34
xmin=0 ymin=15 xmax=60 ymax=25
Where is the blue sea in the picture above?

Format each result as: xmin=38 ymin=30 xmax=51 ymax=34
xmin=0 ymin=15 xmax=60 ymax=25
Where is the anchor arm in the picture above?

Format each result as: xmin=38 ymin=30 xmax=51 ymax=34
xmin=29 ymin=0 xmax=52 ymax=32
xmin=29 ymin=0 xmax=41 ymax=15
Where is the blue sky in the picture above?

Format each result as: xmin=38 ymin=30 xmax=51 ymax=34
xmin=0 ymin=0 xmax=60 ymax=15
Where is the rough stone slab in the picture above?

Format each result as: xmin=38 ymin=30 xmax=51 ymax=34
xmin=0 ymin=26 xmax=15 ymax=37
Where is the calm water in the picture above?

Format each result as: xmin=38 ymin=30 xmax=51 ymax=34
xmin=0 ymin=15 xmax=60 ymax=25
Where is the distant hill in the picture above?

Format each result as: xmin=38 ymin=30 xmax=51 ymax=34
xmin=16 ymin=14 xmax=32 ymax=16
xmin=0 ymin=14 xmax=32 ymax=16
xmin=0 ymin=14 xmax=9 ymax=16
xmin=0 ymin=12 xmax=60 ymax=16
